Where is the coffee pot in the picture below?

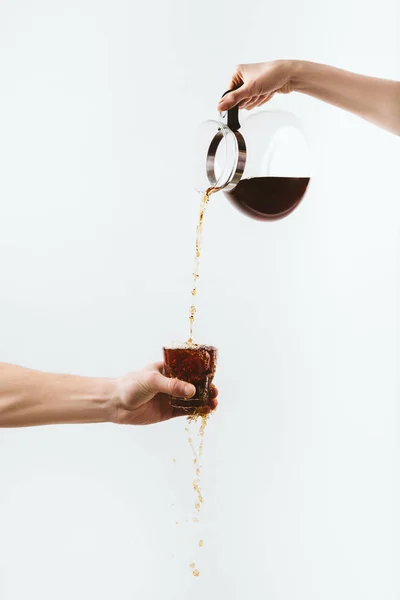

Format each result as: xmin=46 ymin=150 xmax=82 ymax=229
xmin=194 ymin=92 xmax=311 ymax=220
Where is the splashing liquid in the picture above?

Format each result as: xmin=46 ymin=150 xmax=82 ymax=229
xmin=185 ymin=411 xmax=209 ymax=577
xmin=180 ymin=178 xmax=308 ymax=576
xmin=188 ymin=188 xmax=216 ymax=344
xmin=180 ymin=188 xmax=216 ymax=577
xmin=189 ymin=563 xmax=200 ymax=577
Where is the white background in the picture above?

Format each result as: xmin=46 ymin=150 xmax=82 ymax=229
xmin=0 ymin=0 xmax=399 ymax=598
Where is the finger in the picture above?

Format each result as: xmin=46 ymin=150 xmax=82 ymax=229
xmin=146 ymin=371 xmax=195 ymax=399
xmin=239 ymin=95 xmax=257 ymax=109
xmin=209 ymin=385 xmax=218 ymax=399
xmin=155 ymin=366 xmax=218 ymax=402
xmin=244 ymin=91 xmax=275 ymax=111
xmin=209 ymin=396 xmax=218 ymax=411
xmin=254 ymin=92 xmax=274 ymax=107
xmin=199 ymin=396 xmax=218 ymax=414
xmin=227 ymin=69 xmax=244 ymax=91
xmin=217 ymin=85 xmax=251 ymax=111
xmin=241 ymin=96 xmax=261 ymax=110
xmin=244 ymin=92 xmax=272 ymax=109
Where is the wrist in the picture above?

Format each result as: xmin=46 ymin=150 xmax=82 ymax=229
xmin=87 ymin=378 xmax=118 ymax=424
xmin=290 ymin=60 xmax=311 ymax=92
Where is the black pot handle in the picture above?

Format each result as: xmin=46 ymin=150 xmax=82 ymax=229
xmin=221 ymin=90 xmax=241 ymax=132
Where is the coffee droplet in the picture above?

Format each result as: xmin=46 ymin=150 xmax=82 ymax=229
xmin=189 ymin=563 xmax=200 ymax=577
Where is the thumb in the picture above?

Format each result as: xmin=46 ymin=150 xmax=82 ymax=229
xmin=217 ymin=86 xmax=250 ymax=111
xmin=147 ymin=372 xmax=196 ymax=399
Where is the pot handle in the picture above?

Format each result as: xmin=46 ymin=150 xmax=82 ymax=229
xmin=220 ymin=90 xmax=241 ymax=132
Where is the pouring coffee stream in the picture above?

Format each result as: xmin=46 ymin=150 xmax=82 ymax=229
xmin=188 ymin=92 xmax=311 ymax=342
xmin=188 ymin=186 xmax=217 ymax=345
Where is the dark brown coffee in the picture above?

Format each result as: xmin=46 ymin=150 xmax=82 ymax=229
xmin=163 ymin=345 xmax=217 ymax=409
xmin=227 ymin=176 xmax=310 ymax=220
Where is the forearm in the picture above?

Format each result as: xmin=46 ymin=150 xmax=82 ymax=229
xmin=0 ymin=363 xmax=116 ymax=427
xmin=292 ymin=61 xmax=400 ymax=135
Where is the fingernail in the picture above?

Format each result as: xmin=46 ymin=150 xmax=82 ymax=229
xmin=184 ymin=384 xmax=195 ymax=398
xmin=217 ymin=102 xmax=227 ymax=110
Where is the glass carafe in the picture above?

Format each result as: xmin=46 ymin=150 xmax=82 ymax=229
xmin=194 ymin=93 xmax=311 ymax=220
